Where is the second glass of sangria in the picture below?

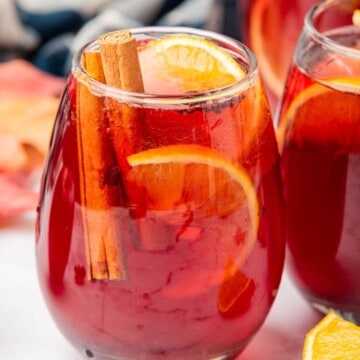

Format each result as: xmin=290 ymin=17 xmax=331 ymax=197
xmin=277 ymin=0 xmax=360 ymax=323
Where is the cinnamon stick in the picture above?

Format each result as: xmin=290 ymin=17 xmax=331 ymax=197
xmin=77 ymin=50 xmax=127 ymax=280
xmin=98 ymin=30 xmax=145 ymax=169
xmin=98 ymin=30 xmax=173 ymax=251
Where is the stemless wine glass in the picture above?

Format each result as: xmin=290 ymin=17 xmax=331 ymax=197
xmin=277 ymin=0 xmax=360 ymax=323
xmin=35 ymin=27 xmax=285 ymax=359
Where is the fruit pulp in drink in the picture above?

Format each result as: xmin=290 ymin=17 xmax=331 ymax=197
xmin=36 ymin=39 xmax=285 ymax=359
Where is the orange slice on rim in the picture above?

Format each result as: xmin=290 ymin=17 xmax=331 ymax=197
xmin=138 ymin=34 xmax=246 ymax=95
xmin=127 ymin=144 xmax=259 ymax=268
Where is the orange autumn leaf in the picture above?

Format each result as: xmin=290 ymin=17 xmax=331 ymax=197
xmin=0 ymin=59 xmax=64 ymax=100
xmin=0 ymin=60 xmax=64 ymax=218
xmin=0 ymin=96 xmax=59 ymax=171
xmin=0 ymin=134 xmax=28 ymax=170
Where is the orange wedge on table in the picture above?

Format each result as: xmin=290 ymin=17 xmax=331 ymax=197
xmin=127 ymin=144 xmax=259 ymax=267
xmin=277 ymin=77 xmax=360 ymax=151
xmin=138 ymin=34 xmax=246 ymax=95
xmin=303 ymin=311 xmax=360 ymax=360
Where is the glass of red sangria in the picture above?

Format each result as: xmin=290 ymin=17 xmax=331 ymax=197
xmin=277 ymin=0 xmax=360 ymax=323
xmin=35 ymin=26 xmax=285 ymax=359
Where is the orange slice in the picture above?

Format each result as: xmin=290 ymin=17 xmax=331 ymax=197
xmin=138 ymin=34 xmax=246 ymax=95
xmin=277 ymin=77 xmax=360 ymax=151
xmin=303 ymin=311 xmax=360 ymax=360
xmin=217 ymin=256 xmax=255 ymax=317
xmin=0 ymin=97 xmax=59 ymax=170
xmin=127 ymin=144 xmax=259 ymax=267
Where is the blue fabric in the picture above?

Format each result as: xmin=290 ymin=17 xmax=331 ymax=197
xmin=18 ymin=8 xmax=84 ymax=43
xmin=32 ymin=34 xmax=73 ymax=77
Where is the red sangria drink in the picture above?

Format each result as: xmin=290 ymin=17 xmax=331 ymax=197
xmin=36 ymin=27 xmax=285 ymax=359
xmin=277 ymin=1 xmax=360 ymax=323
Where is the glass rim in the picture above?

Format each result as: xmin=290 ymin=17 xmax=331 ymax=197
xmin=72 ymin=26 xmax=259 ymax=105
xmin=304 ymin=0 xmax=360 ymax=59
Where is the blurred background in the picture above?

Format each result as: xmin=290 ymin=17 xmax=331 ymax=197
xmin=0 ymin=0 xmax=240 ymax=77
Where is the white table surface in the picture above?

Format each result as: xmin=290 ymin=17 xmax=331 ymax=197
xmin=0 ymin=213 xmax=323 ymax=360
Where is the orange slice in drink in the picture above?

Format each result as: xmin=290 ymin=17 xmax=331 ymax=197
xmin=127 ymin=144 xmax=259 ymax=267
xmin=138 ymin=34 xmax=246 ymax=95
xmin=277 ymin=77 xmax=360 ymax=152
xmin=303 ymin=311 xmax=360 ymax=360
xmin=217 ymin=256 xmax=255 ymax=317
